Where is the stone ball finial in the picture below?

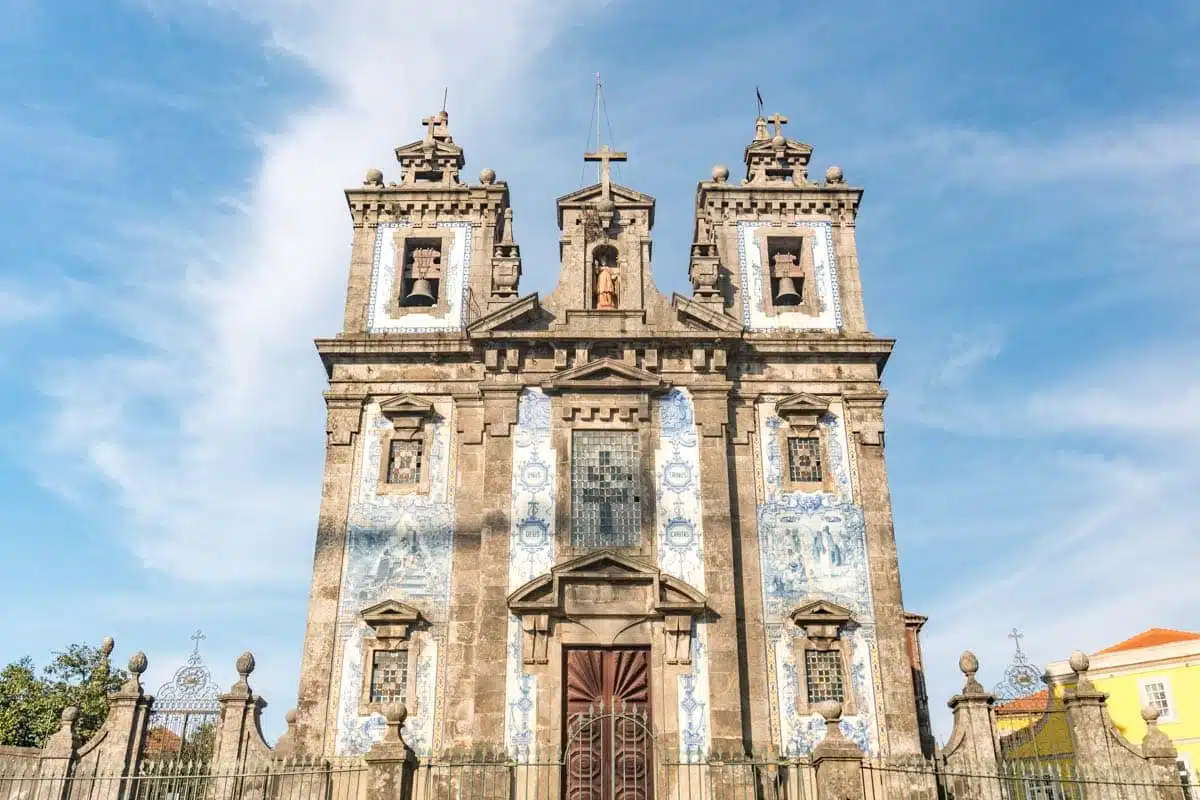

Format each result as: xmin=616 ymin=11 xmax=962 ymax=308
xmin=100 ymin=637 xmax=115 ymax=657
xmin=236 ymin=650 xmax=256 ymax=678
xmin=128 ymin=651 xmax=148 ymax=675
xmin=285 ymin=709 xmax=298 ymax=725
xmin=1141 ymin=705 xmax=1161 ymax=724
xmin=814 ymin=700 xmax=843 ymax=723
xmin=594 ymin=198 xmax=615 ymax=213
xmin=1068 ymin=651 xmax=1090 ymax=674
xmin=384 ymin=704 xmax=408 ymax=728
xmin=825 ymin=165 xmax=845 ymax=185
xmin=959 ymin=651 xmax=980 ymax=677
xmin=479 ymin=167 xmax=496 ymax=185
xmin=364 ymin=168 xmax=384 ymax=186
xmin=771 ymin=133 xmax=785 ymax=148
xmin=712 ymin=164 xmax=729 ymax=183
xmin=61 ymin=706 xmax=79 ymax=724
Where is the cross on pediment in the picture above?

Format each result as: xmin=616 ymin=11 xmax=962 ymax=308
xmin=422 ymin=111 xmax=448 ymax=141
xmin=584 ymin=144 xmax=628 ymax=201
xmin=767 ymin=112 xmax=789 ymax=138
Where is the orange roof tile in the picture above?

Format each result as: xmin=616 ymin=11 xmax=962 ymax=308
xmin=995 ymin=689 xmax=1050 ymax=713
xmin=1094 ymin=628 xmax=1200 ymax=655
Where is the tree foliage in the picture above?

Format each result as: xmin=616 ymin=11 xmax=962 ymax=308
xmin=0 ymin=643 xmax=128 ymax=748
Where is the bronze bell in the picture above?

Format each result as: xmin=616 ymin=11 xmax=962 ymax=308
xmin=406 ymin=278 xmax=437 ymax=306
xmin=774 ymin=276 xmax=801 ymax=306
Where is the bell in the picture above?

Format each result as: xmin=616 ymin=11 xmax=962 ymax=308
xmin=406 ymin=278 xmax=437 ymax=306
xmin=774 ymin=276 xmax=801 ymax=306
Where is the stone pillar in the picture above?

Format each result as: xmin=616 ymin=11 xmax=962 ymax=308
xmin=941 ymin=652 xmax=1002 ymax=800
xmin=1061 ymin=651 xmax=1117 ymax=788
xmin=210 ymin=652 xmax=273 ymax=774
xmin=84 ymin=652 xmax=153 ymax=800
xmin=39 ymin=707 xmax=79 ymax=800
xmin=274 ymin=709 xmax=300 ymax=760
xmin=811 ymin=701 xmax=866 ymax=800
xmin=1141 ymin=707 xmax=1185 ymax=800
xmin=365 ymin=708 xmax=417 ymax=800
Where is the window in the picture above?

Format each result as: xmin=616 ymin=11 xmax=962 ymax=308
xmin=571 ymin=430 xmax=641 ymax=548
xmin=387 ymin=439 xmax=423 ymax=485
xmin=787 ymin=437 xmax=823 ymax=483
xmin=401 ymin=240 xmax=442 ymax=307
xmin=1142 ymin=678 xmax=1173 ymax=720
xmin=804 ymin=649 xmax=845 ymax=704
xmin=369 ymin=650 xmax=409 ymax=704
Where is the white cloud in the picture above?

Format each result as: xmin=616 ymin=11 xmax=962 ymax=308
xmin=37 ymin=0 xmax=602 ymax=583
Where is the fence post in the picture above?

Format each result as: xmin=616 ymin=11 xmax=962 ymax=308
xmin=211 ymin=652 xmax=273 ymax=769
xmin=1141 ymin=707 xmax=1185 ymax=800
xmin=812 ymin=701 xmax=866 ymax=800
xmin=364 ymin=706 xmax=416 ymax=800
xmin=87 ymin=652 xmax=154 ymax=800
xmin=39 ymin=707 xmax=80 ymax=800
xmin=1061 ymin=651 xmax=1117 ymax=788
xmin=941 ymin=652 xmax=1002 ymax=799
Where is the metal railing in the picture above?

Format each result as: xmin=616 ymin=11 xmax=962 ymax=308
xmin=0 ymin=759 xmax=365 ymax=800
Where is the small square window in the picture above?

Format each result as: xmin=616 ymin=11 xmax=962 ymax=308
xmin=1143 ymin=679 xmax=1172 ymax=718
xmin=387 ymin=439 xmax=423 ymax=485
xmin=805 ymin=649 xmax=844 ymax=704
xmin=369 ymin=650 xmax=409 ymax=704
xmin=787 ymin=437 xmax=823 ymax=483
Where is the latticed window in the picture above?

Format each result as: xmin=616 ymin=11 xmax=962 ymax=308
xmin=1144 ymin=679 xmax=1172 ymax=717
xmin=787 ymin=436 xmax=822 ymax=482
xmin=369 ymin=650 xmax=409 ymax=704
xmin=387 ymin=439 xmax=422 ymax=484
xmin=571 ymin=430 xmax=641 ymax=548
xmin=805 ymin=649 xmax=844 ymax=704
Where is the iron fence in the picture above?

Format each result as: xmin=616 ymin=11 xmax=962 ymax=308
xmin=0 ymin=759 xmax=365 ymax=800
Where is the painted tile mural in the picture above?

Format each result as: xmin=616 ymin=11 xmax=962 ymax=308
xmin=655 ymin=389 xmax=712 ymax=760
xmin=334 ymin=400 xmax=455 ymax=757
xmin=367 ymin=221 xmax=473 ymax=333
xmin=736 ymin=221 xmax=842 ymax=331
xmin=755 ymin=400 xmax=881 ymax=756
xmin=505 ymin=389 xmax=555 ymax=759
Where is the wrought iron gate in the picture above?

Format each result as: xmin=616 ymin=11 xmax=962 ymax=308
xmin=565 ymin=704 xmax=656 ymax=800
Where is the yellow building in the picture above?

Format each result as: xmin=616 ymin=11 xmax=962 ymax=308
xmin=1043 ymin=628 xmax=1200 ymax=794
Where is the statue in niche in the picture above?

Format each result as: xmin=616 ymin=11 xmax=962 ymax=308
xmin=593 ymin=247 xmax=620 ymax=310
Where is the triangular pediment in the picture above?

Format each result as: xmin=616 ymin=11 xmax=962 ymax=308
xmin=542 ymin=357 xmax=669 ymax=394
xmin=745 ymin=137 xmax=813 ymax=157
xmin=672 ymin=294 xmax=743 ymax=333
xmin=393 ymin=138 xmax=464 ymax=160
xmin=378 ymin=394 xmax=435 ymax=419
xmin=360 ymin=599 xmax=423 ymax=627
xmin=775 ymin=392 xmax=830 ymax=423
xmin=789 ymin=599 xmax=853 ymax=626
xmin=556 ymin=182 xmax=655 ymax=206
xmin=467 ymin=293 xmax=541 ymax=335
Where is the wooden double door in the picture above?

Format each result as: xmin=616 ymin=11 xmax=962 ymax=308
xmin=564 ymin=648 xmax=654 ymax=800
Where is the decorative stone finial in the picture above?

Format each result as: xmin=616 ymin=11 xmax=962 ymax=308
xmin=380 ymin=703 xmax=409 ymax=746
xmin=61 ymin=706 xmax=79 ymax=724
xmin=814 ymin=700 xmax=842 ymax=723
xmin=825 ymin=165 xmax=845 ymax=185
xmin=364 ymin=168 xmax=384 ymax=186
xmin=959 ymin=650 xmax=979 ymax=678
xmin=1141 ymin=705 xmax=1161 ymax=724
xmin=711 ymin=164 xmax=729 ymax=183
xmin=236 ymin=650 xmax=256 ymax=678
xmin=771 ymin=133 xmax=785 ymax=148
xmin=285 ymin=708 xmax=298 ymax=725
xmin=128 ymin=651 xmax=148 ymax=675
xmin=479 ymin=167 xmax=496 ymax=185
xmin=100 ymin=637 xmax=115 ymax=657
xmin=1068 ymin=651 xmax=1090 ymax=675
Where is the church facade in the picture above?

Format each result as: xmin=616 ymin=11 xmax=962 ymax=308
xmin=292 ymin=109 xmax=934 ymax=764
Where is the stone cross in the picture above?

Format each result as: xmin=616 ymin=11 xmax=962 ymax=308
xmin=584 ymin=144 xmax=628 ymax=201
xmin=421 ymin=112 xmax=446 ymax=142
xmin=768 ymin=112 xmax=789 ymax=138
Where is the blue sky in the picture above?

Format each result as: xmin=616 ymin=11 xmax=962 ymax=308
xmin=1 ymin=0 xmax=1198 ymax=741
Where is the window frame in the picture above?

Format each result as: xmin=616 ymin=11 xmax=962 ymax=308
xmin=388 ymin=228 xmax=455 ymax=318
xmin=1139 ymin=676 xmax=1177 ymax=723
xmin=377 ymin=422 xmax=434 ymax=496
xmin=755 ymin=229 xmax=821 ymax=319
xmin=779 ymin=424 xmax=835 ymax=494
xmin=568 ymin=428 xmax=643 ymax=551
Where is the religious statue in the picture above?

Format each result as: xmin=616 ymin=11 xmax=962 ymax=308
xmin=594 ymin=249 xmax=619 ymax=310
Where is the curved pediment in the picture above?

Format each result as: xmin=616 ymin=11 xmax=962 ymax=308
xmin=542 ymin=358 xmax=669 ymax=394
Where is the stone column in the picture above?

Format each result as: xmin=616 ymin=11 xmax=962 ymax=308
xmin=845 ymin=395 xmax=921 ymax=756
xmin=941 ymin=652 xmax=1002 ymax=800
xmin=295 ymin=397 xmax=362 ymax=756
xmin=1061 ymin=651 xmax=1117 ymax=788
xmin=39 ymin=707 xmax=79 ymax=800
xmin=1141 ymin=707 xmax=1185 ymax=800
xmin=364 ymin=708 xmax=417 ymax=800
xmin=84 ymin=652 xmax=153 ymax=800
xmin=210 ymin=653 xmax=273 ymax=774
xmin=811 ymin=702 xmax=866 ymax=800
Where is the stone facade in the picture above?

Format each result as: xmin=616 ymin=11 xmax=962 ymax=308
xmin=292 ymin=109 xmax=932 ymax=761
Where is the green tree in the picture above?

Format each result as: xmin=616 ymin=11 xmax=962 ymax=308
xmin=0 ymin=643 xmax=128 ymax=748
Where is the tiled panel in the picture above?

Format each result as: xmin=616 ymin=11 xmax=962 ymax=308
xmin=756 ymin=401 xmax=881 ymax=756
xmin=736 ymin=221 xmax=843 ymax=331
xmin=334 ymin=401 xmax=455 ymax=757
xmin=367 ymin=221 xmax=473 ymax=333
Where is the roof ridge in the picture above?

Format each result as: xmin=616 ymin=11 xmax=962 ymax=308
xmin=1094 ymin=627 xmax=1200 ymax=655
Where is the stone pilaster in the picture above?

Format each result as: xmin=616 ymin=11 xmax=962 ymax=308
xmin=941 ymin=652 xmax=1003 ymax=800
xmin=1141 ymin=707 xmax=1186 ymax=800
xmin=295 ymin=398 xmax=362 ymax=756
xmin=210 ymin=652 xmax=273 ymax=773
xmin=1062 ymin=651 xmax=1118 ymax=787
xmin=811 ymin=702 xmax=866 ymax=800
xmin=81 ymin=653 xmax=153 ymax=800
xmin=343 ymin=223 xmax=379 ymax=334
xmin=364 ymin=708 xmax=417 ymax=800
xmin=830 ymin=206 xmax=868 ymax=333
xmin=845 ymin=395 xmax=921 ymax=756
xmin=39 ymin=707 xmax=79 ymax=800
